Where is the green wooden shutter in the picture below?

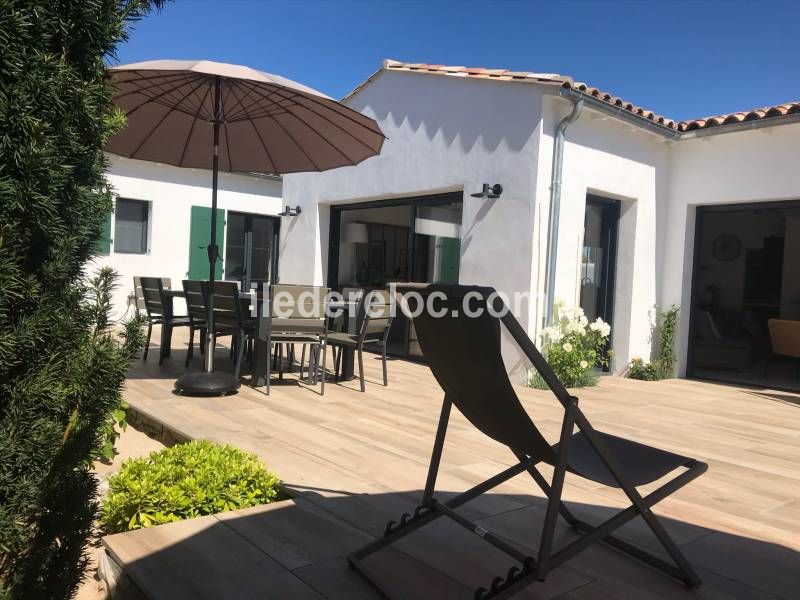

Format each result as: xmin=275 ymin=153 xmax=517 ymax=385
xmin=94 ymin=212 xmax=112 ymax=255
xmin=188 ymin=205 xmax=225 ymax=279
xmin=436 ymin=237 xmax=460 ymax=284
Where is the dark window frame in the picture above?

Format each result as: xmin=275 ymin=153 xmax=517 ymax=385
xmin=113 ymin=198 xmax=150 ymax=255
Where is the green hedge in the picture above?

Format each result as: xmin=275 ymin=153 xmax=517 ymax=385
xmin=101 ymin=440 xmax=281 ymax=534
xmin=0 ymin=2 xmax=164 ymax=596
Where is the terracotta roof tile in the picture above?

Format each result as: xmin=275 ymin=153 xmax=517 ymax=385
xmin=382 ymin=60 xmax=566 ymax=85
xmin=374 ymin=60 xmax=800 ymax=134
xmin=677 ymin=102 xmax=800 ymax=131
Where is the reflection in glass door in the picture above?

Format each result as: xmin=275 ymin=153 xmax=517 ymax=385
xmin=329 ymin=194 xmax=463 ymax=360
xmin=411 ymin=203 xmax=462 ymax=284
xmin=579 ymin=196 xmax=619 ymax=329
xmin=225 ymin=212 xmax=279 ymax=290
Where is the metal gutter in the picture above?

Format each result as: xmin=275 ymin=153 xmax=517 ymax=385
xmin=543 ymin=96 xmax=584 ymax=327
xmin=559 ymin=87 xmax=680 ymax=139
xmin=560 ymin=87 xmax=800 ymax=140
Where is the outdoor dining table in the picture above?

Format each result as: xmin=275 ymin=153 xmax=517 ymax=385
xmin=247 ymin=294 xmax=361 ymax=387
xmin=163 ymin=287 xmax=268 ymax=384
xmin=164 ymin=288 xmax=360 ymax=387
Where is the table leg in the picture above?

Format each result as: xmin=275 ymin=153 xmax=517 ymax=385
xmin=339 ymin=347 xmax=355 ymax=381
xmin=253 ymin=298 xmax=268 ymax=387
xmin=162 ymin=296 xmax=176 ymax=358
xmin=164 ymin=324 xmax=173 ymax=357
xmin=159 ymin=322 xmax=172 ymax=361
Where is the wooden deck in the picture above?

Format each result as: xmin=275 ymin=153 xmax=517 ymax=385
xmin=106 ymin=328 xmax=800 ymax=599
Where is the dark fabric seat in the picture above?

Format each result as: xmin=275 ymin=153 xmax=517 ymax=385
xmin=558 ymin=431 xmax=692 ymax=488
xmin=349 ymin=284 xmax=708 ymax=599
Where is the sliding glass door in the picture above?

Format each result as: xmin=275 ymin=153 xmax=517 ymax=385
xmin=225 ymin=212 xmax=280 ymax=290
xmin=328 ymin=193 xmax=463 ymax=358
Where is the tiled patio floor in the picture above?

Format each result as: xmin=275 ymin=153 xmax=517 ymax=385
xmin=105 ymin=328 xmax=800 ymax=599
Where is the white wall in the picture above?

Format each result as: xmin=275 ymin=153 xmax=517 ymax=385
xmin=281 ymin=71 xmax=544 ymax=377
xmin=663 ymin=123 xmax=800 ymax=375
xmin=282 ymin=69 xmax=800 ymax=382
xmin=536 ymin=96 xmax=671 ymax=371
xmin=92 ymin=154 xmax=282 ymax=318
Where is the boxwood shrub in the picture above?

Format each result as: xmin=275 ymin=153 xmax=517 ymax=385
xmin=101 ymin=440 xmax=281 ymax=533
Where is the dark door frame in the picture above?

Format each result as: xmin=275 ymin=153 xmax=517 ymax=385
xmin=582 ymin=194 xmax=620 ymax=332
xmin=225 ymin=210 xmax=281 ymax=290
xmin=686 ymin=199 xmax=800 ymax=384
xmin=326 ymin=192 xmax=464 ymax=289
xmin=327 ymin=192 xmax=463 ymax=360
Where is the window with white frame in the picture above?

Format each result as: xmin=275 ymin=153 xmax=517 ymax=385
xmin=114 ymin=198 xmax=149 ymax=254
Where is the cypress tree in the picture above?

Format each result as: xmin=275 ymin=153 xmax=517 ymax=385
xmin=0 ymin=1 xmax=163 ymax=597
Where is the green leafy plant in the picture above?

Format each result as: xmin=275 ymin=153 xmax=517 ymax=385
xmin=627 ymin=305 xmax=679 ymax=380
xmin=88 ymin=268 xmax=147 ymax=463
xmin=0 ymin=2 xmax=165 ymax=597
xmin=655 ymin=305 xmax=679 ymax=378
xmin=626 ymin=358 xmax=661 ymax=381
xmin=530 ymin=302 xmax=611 ymax=389
xmin=101 ymin=441 xmax=281 ymax=534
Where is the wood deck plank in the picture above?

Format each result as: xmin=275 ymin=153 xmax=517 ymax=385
xmin=112 ymin=328 xmax=800 ymax=599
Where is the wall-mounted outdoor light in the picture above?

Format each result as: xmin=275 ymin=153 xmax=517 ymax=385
xmin=470 ymin=183 xmax=503 ymax=199
xmin=278 ymin=205 xmax=302 ymax=217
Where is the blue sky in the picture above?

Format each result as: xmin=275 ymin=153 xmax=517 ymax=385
xmin=116 ymin=0 xmax=799 ymax=121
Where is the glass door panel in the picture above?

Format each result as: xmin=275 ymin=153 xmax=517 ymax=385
xmin=579 ymin=196 xmax=619 ymax=327
xmin=250 ymin=215 xmax=275 ymax=285
xmin=408 ymin=202 xmax=463 ymax=356
xmin=224 ymin=213 xmax=246 ymax=283
xmin=225 ymin=212 xmax=279 ymax=290
xmin=329 ymin=195 xmax=463 ymax=360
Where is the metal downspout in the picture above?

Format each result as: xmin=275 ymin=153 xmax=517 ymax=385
xmin=543 ymin=95 xmax=584 ymax=327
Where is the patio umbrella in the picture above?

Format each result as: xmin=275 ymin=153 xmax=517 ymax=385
xmin=106 ymin=60 xmax=385 ymax=395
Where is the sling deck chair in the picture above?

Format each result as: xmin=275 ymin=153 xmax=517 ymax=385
xmin=348 ymin=285 xmax=708 ymax=599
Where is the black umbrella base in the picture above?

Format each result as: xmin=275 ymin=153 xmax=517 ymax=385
xmin=174 ymin=370 xmax=240 ymax=396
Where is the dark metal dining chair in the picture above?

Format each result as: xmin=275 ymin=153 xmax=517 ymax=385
xmin=139 ymin=276 xmax=191 ymax=365
xmin=204 ymin=281 xmax=254 ymax=380
xmin=329 ymin=288 xmax=393 ymax=391
xmin=349 ymin=284 xmax=708 ymax=599
xmin=133 ymin=276 xmax=170 ymax=317
xmin=266 ymin=284 xmax=329 ymax=395
xmin=181 ymin=280 xmax=208 ymax=367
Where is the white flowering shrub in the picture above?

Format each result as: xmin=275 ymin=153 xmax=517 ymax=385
xmin=530 ymin=301 xmax=611 ymax=388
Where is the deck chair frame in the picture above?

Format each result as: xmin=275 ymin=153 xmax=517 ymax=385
xmin=348 ymin=289 xmax=707 ymax=599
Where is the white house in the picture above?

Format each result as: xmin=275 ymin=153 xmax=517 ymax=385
xmin=280 ymin=59 xmax=800 ymax=388
xmin=93 ymin=154 xmax=282 ymax=318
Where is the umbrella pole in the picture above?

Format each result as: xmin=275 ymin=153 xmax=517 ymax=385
xmin=175 ymin=75 xmax=239 ymax=395
xmin=204 ymin=75 xmax=221 ymax=373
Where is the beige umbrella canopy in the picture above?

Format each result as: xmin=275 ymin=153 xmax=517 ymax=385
xmin=106 ymin=59 xmax=384 ymax=173
xmin=106 ymin=60 xmax=385 ymax=395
